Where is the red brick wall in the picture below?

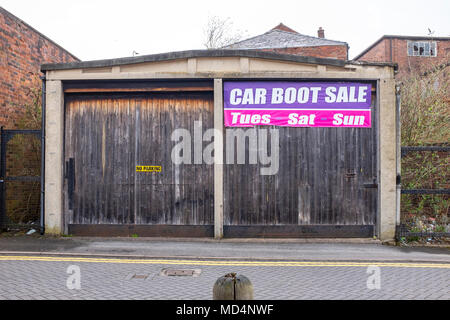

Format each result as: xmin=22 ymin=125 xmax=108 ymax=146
xmin=0 ymin=8 xmax=79 ymax=226
xmin=393 ymin=39 xmax=450 ymax=77
xmin=356 ymin=39 xmax=388 ymax=63
xmin=260 ymin=45 xmax=348 ymax=60
xmin=0 ymin=7 xmax=79 ymax=129
xmin=357 ymin=38 xmax=450 ymax=77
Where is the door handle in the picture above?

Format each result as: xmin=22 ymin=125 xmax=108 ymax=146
xmin=66 ymin=158 xmax=75 ymax=210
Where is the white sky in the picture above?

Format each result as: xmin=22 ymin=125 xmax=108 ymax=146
xmin=2 ymin=0 xmax=449 ymax=61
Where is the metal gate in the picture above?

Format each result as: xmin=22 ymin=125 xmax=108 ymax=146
xmin=397 ymin=145 xmax=450 ymax=240
xmin=0 ymin=127 xmax=42 ymax=232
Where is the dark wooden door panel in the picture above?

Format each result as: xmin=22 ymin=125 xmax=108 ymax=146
xmin=65 ymin=93 xmax=214 ymax=227
xmin=134 ymin=96 xmax=214 ymax=225
xmin=224 ymin=94 xmax=377 ymax=228
xmin=65 ymin=98 xmax=136 ymax=225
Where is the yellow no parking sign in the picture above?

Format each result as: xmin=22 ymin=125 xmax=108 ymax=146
xmin=136 ymin=165 xmax=162 ymax=172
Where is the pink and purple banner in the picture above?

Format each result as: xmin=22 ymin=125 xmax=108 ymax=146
xmin=224 ymin=81 xmax=372 ymax=128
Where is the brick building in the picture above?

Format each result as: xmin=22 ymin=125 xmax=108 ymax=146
xmin=0 ymin=7 xmax=78 ymax=228
xmin=224 ymin=23 xmax=348 ymax=60
xmin=0 ymin=6 xmax=79 ymax=129
xmin=354 ymin=35 xmax=450 ymax=77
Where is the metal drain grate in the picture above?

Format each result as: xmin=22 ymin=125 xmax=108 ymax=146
xmin=160 ymin=268 xmax=201 ymax=277
xmin=125 ymin=273 xmax=150 ymax=280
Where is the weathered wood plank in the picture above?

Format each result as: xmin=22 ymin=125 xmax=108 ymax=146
xmin=68 ymin=224 xmax=214 ymax=237
xmin=223 ymin=225 xmax=375 ymax=238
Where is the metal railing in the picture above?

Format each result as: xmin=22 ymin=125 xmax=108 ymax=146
xmin=0 ymin=127 xmax=42 ymax=232
xmin=397 ymin=145 xmax=450 ymax=239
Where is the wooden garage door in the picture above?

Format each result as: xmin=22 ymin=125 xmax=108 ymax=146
xmin=223 ymin=93 xmax=378 ymax=238
xmin=64 ymin=92 xmax=214 ymax=236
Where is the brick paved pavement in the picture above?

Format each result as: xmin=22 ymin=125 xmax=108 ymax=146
xmin=0 ymin=256 xmax=448 ymax=300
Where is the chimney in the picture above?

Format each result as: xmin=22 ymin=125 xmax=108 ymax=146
xmin=318 ymin=27 xmax=325 ymax=38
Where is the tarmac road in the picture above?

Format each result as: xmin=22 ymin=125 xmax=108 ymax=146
xmin=0 ymin=236 xmax=448 ymax=262
xmin=0 ymin=254 xmax=448 ymax=300
xmin=0 ymin=236 xmax=448 ymax=300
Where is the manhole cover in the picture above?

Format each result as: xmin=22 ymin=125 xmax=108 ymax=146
xmin=160 ymin=268 xmax=201 ymax=277
xmin=125 ymin=273 xmax=150 ymax=280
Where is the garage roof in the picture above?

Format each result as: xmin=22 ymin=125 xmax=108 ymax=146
xmin=41 ymin=49 xmax=397 ymax=72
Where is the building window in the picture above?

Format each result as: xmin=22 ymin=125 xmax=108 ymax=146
xmin=407 ymin=41 xmax=437 ymax=57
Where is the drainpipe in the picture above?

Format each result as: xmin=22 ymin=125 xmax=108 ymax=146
xmin=40 ymin=75 xmax=46 ymax=235
xmin=395 ymin=85 xmax=401 ymax=229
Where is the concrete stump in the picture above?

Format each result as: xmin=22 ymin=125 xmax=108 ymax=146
xmin=213 ymin=272 xmax=254 ymax=300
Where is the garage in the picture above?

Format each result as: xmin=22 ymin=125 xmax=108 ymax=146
xmin=42 ymin=50 xmax=397 ymax=240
